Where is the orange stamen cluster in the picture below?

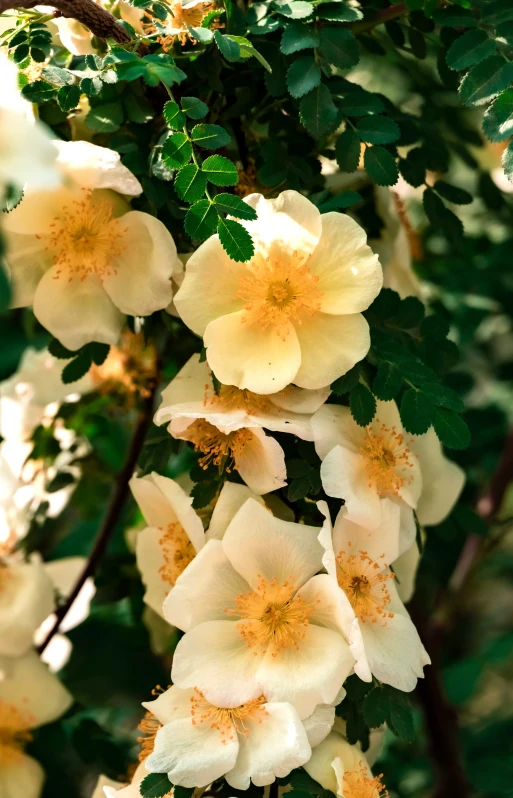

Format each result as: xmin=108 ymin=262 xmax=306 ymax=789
xmin=137 ymin=685 xmax=166 ymax=762
xmin=204 ymin=382 xmax=272 ymax=415
xmin=343 ymin=764 xmax=389 ymax=798
xmin=0 ymin=699 xmax=33 ymax=766
xmin=90 ymin=331 xmax=158 ymax=404
xmin=336 ymin=545 xmax=394 ymax=625
xmin=184 ymin=419 xmax=253 ymax=471
xmin=158 ymin=521 xmax=195 ymax=588
xmin=190 ymin=687 xmax=267 ymax=743
xmin=361 ymin=421 xmax=415 ymax=497
xmin=143 ymin=0 xmax=221 ymax=50
xmin=236 ymin=255 xmax=322 ymax=339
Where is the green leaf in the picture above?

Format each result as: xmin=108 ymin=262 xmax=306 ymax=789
xmin=317 ymin=2 xmax=362 ymax=22
xmin=335 ymin=130 xmax=361 ymax=172
xmin=399 ymin=147 xmax=426 ymax=188
xmin=349 ymin=383 xmax=376 ymax=427
xmin=273 ymin=0 xmax=314 ymax=19
xmin=0 ymin=263 xmax=12 ymax=314
xmin=46 ymin=471 xmax=75 ymax=493
xmin=139 ymin=773 xmax=174 ymax=798
xmin=432 ymin=407 xmax=471 ymax=449
xmin=162 ymin=133 xmax=193 ymax=169
xmin=186 ymin=24 xmax=214 ymax=43
xmin=299 ymin=83 xmax=338 ymax=138
xmin=446 ymin=29 xmax=496 ymax=71
xmin=400 ymin=389 xmax=433 ymax=435
xmin=433 ymin=180 xmax=473 ymax=205
xmin=201 ymin=154 xmax=239 ymax=186
xmin=181 ymin=96 xmax=209 ymax=119
xmin=331 ymin=363 xmax=361 ymax=395
xmin=481 ymin=1 xmax=513 ymax=26
xmin=420 ymin=383 xmax=464 ymax=412
xmin=423 ymin=188 xmax=463 ymax=246
xmin=234 ymin=37 xmax=273 ymax=71
xmin=21 ymin=80 xmax=56 ymax=103
xmin=287 ymin=55 xmax=321 ymax=98
xmin=217 ymin=217 xmax=254 ymax=262
xmin=281 ymin=21 xmax=320 ymax=54
xmin=174 ymin=164 xmax=208 ymax=202
xmin=393 ymin=296 xmax=425 ymax=328
xmin=421 ymin=313 xmax=450 ymax=341
xmin=80 ymin=76 xmax=103 ymax=96
xmin=363 ymin=685 xmax=415 ymax=742
xmin=48 ymin=338 xmax=77 ymax=359
xmin=373 ymin=362 xmax=402 ymax=400
xmin=356 ymin=115 xmax=400 ymax=145
xmin=88 ymin=342 xmax=110 ymax=366
xmin=212 ymin=194 xmax=257 ymax=220
xmin=482 ymin=88 xmax=513 ymax=142
xmin=163 ymin=101 xmax=185 ymax=129
xmin=459 ymin=56 xmax=513 ymax=107
xmin=62 ymin=352 xmax=92 ymax=384
xmin=214 ymin=30 xmax=241 ymax=61
xmin=363 ymin=686 xmax=389 ymax=728
xmin=318 ymin=191 xmax=362 ymax=212
xmin=41 ymin=66 xmax=74 ymax=86
xmin=337 ymin=91 xmax=384 ymax=116
xmin=319 ymin=27 xmax=359 ymax=69
xmin=57 ymin=84 xmax=80 ymax=112
xmin=432 ymin=7 xmax=476 ymax=26
xmin=184 ymin=199 xmax=218 ymax=239
xmin=401 ymin=359 xmax=438 ymax=385
xmin=364 ymin=146 xmax=399 ymax=186
xmin=85 ymin=102 xmax=123 ymax=133
xmin=190 ymin=124 xmax=231 ymax=149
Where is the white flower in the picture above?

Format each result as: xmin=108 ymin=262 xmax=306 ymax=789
xmin=4 ymin=140 xmax=181 ymax=350
xmin=103 ymin=762 xmax=150 ymax=798
xmin=154 ymin=354 xmax=330 ymax=494
xmin=318 ymin=502 xmax=430 ymax=691
xmin=0 ymin=650 xmax=72 ymax=798
xmin=129 ymin=471 xmax=265 ymax=617
xmin=174 ymin=190 xmax=382 ymax=395
xmin=53 ymin=16 xmax=98 ymax=54
xmin=413 ymin=426 xmax=465 ymax=527
xmin=0 ymin=554 xmax=55 ymax=658
xmin=0 ymin=54 xmax=59 ymax=192
xmin=165 ymin=498 xmax=355 ymax=718
xmin=0 ymin=440 xmax=32 ymax=552
xmin=143 ymin=685 xmax=326 ymax=789
xmin=304 ymin=728 xmax=388 ymax=798
xmin=92 ymin=775 xmax=124 ymax=798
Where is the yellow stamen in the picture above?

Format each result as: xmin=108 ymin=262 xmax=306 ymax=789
xmin=137 ymin=685 xmax=166 ymax=762
xmin=227 ymin=576 xmax=318 ymax=654
xmin=236 ymin=255 xmax=322 ymax=339
xmin=143 ymin=0 xmax=222 ymax=50
xmin=0 ymin=699 xmax=33 ymax=766
xmin=183 ymin=419 xmax=253 ymax=471
xmin=158 ymin=521 xmax=195 ymax=588
xmin=44 ymin=189 xmax=126 ymax=281
xmin=190 ymin=688 xmax=267 ymax=743
xmin=361 ymin=421 xmax=415 ymax=497
xmin=204 ymin=382 xmax=272 ymax=415
xmin=343 ymin=763 xmax=389 ymax=798
xmin=90 ymin=331 xmax=158 ymax=403
xmin=336 ymin=546 xmax=394 ymax=626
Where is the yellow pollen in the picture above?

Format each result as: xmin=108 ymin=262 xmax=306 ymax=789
xmin=204 ymin=382 xmax=273 ymax=415
xmin=0 ymin=699 xmax=33 ymax=766
xmin=190 ymin=688 xmax=267 ymax=743
xmin=235 ymin=256 xmax=322 ymax=339
xmin=227 ymin=576 xmax=318 ymax=654
xmin=90 ymin=331 xmax=158 ymax=405
xmin=343 ymin=764 xmax=389 ymax=798
xmin=361 ymin=421 xmax=415 ymax=497
xmin=336 ymin=546 xmax=394 ymax=625
xmin=44 ymin=189 xmax=127 ymax=281
xmin=143 ymin=0 xmax=222 ymax=49
xmin=137 ymin=685 xmax=166 ymax=762
xmin=158 ymin=521 xmax=195 ymax=588
xmin=184 ymin=419 xmax=253 ymax=471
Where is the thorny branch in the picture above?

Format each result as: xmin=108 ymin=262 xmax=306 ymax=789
xmin=0 ymin=0 xmax=132 ymax=44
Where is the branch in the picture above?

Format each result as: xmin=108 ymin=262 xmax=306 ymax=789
xmin=0 ymin=0 xmax=132 ymax=44
xmin=37 ymin=389 xmax=155 ymax=655
xmin=349 ymin=2 xmax=409 ymax=34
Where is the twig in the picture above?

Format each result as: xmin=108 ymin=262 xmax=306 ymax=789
xmin=348 ymin=2 xmax=409 ymax=34
xmin=37 ymin=389 xmax=155 ymax=655
xmin=0 ymin=0 xmax=132 ymax=44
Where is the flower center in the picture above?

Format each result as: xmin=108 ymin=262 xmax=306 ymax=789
xmin=361 ymin=421 xmax=414 ymax=497
xmin=228 ymin=576 xmax=317 ymax=654
xmin=91 ymin=331 xmax=158 ymax=403
xmin=336 ymin=547 xmax=394 ymax=625
xmin=143 ymin=0 xmax=220 ymax=50
xmin=235 ymin=256 xmax=322 ymax=339
xmin=44 ymin=189 xmax=127 ymax=281
xmin=137 ymin=686 xmax=166 ymax=763
xmin=184 ymin=419 xmax=253 ymax=471
xmin=190 ymin=687 xmax=267 ymax=743
xmin=205 ymin=383 xmax=272 ymax=415
xmin=158 ymin=521 xmax=195 ymax=588
xmin=0 ymin=700 xmax=33 ymax=767
xmin=343 ymin=764 xmax=389 ymax=798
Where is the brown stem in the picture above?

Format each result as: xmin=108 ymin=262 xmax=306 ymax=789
xmin=348 ymin=2 xmax=409 ymax=34
xmin=0 ymin=0 xmax=132 ymax=44
xmin=37 ymin=389 xmax=155 ymax=655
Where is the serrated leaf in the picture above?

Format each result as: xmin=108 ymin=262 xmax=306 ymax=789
xmin=335 ymin=130 xmax=361 ymax=172
xmin=337 ymin=91 xmax=384 ymax=116
xmin=287 ymin=476 xmax=311 ymax=502
xmin=420 ymin=383 xmax=464 ymax=412
xmin=57 ymin=84 xmax=80 ymax=112
xmin=393 ymin=296 xmax=425 ymax=328
xmin=318 ymin=191 xmax=362 ymax=212
xmin=139 ymin=772 xmax=174 ymax=798
xmin=423 ymin=188 xmax=463 ymax=246
xmin=0 ymin=264 xmax=11 ymax=314
xmin=184 ymin=199 xmax=218 ymax=240
xmin=483 ymin=89 xmax=513 ymax=142
xmin=319 ymin=27 xmax=359 ymax=69
xmin=174 ymin=164 xmax=208 ymax=202
xmin=21 ymin=80 xmax=56 ymax=103
xmin=273 ymin=0 xmax=314 ymax=19
xmin=281 ymin=21 xmax=319 ymax=54
xmin=62 ymin=352 xmax=92 ymax=384
xmin=190 ymin=124 xmax=231 ymax=149
xmin=373 ymin=362 xmax=402 ymax=400
xmin=212 ymin=194 xmax=257 ymax=220
xmin=317 ymin=2 xmax=362 ymax=21
xmin=214 ymin=30 xmax=241 ymax=61
xmin=201 ymin=154 xmax=239 ymax=186
xmin=48 ymin=338 xmax=77 ymax=359
xmin=163 ymin=101 xmax=185 ymax=129
xmin=356 ymin=115 xmax=400 ymax=145
xmin=181 ymin=96 xmax=209 ymax=119
xmin=459 ymin=56 xmax=513 ymax=107
xmin=186 ymin=23 xmax=214 ymax=43
xmin=80 ymin=76 xmax=103 ymax=96
xmin=89 ymin=342 xmax=110 ymax=366
xmin=502 ymin=140 xmax=513 ymax=183
xmin=217 ymin=218 xmax=254 ymax=262
xmin=300 ymin=83 xmax=337 ymax=138
xmin=400 ymin=389 xmax=433 ymax=435
xmin=162 ymin=132 xmax=193 ymax=169
xmin=85 ymin=102 xmax=123 ymax=133
xmin=364 ymin=146 xmax=399 ymax=186
xmin=433 ymin=180 xmax=473 ymax=205
xmin=331 ymin=363 xmax=360 ymax=395
xmin=41 ymin=66 xmax=74 ymax=86
xmin=420 ymin=313 xmax=450 ymax=341
xmin=446 ymin=29 xmax=496 ymax=71
xmin=349 ymin=383 xmax=376 ymax=427
xmin=432 ymin=407 xmax=471 ymax=449
xmin=287 ymin=55 xmax=321 ymax=98
xmin=363 ymin=686 xmax=390 ymax=728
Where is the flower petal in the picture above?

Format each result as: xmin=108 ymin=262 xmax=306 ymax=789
xmin=142 ymin=684 xmax=193 ymax=725
xmin=320 ymin=445 xmax=382 ymax=530
xmin=204 ymin=311 xmax=301 ymax=395
xmin=207 ymin=482 xmax=265 ymax=542
xmin=4 ymin=232 xmax=50 ymax=308
xmin=136 ymin=527 xmax=170 ymax=617
xmin=0 ymin=554 xmax=55 ymax=658
xmin=294 ymin=312 xmax=370 ymax=390
xmin=134 ymin=472 xmax=204 ymax=552
xmin=412 ymin=427 xmax=465 ymax=526
xmin=54 ymin=140 xmax=142 ymax=195
xmin=269 ymin=384 xmax=331 ymax=415
xmin=308 ymin=213 xmax=383 ymax=314
xmin=302 ymin=703 xmax=336 ymax=748
xmin=312 ymin=403 xmax=364 ymax=460
xmin=242 ymin=191 xmax=322 ymax=262
xmin=0 ymin=649 xmax=72 ymax=726
xmin=33 ymin=267 xmax=124 ymax=351
xmin=0 ymin=756 xmax=44 ymax=798
xmin=102 ymin=211 xmax=178 ymax=316
xmin=333 ymin=501 xmax=403 ymax=565
xmin=235 ymin=428 xmax=287 ymax=495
